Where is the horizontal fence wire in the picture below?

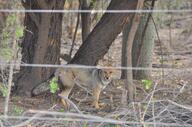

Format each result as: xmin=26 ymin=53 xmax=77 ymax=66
xmin=0 ymin=114 xmax=191 ymax=127
xmin=0 ymin=9 xmax=192 ymax=13
xmin=0 ymin=62 xmax=192 ymax=71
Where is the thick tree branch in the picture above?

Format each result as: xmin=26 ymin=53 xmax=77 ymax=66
xmin=36 ymin=0 xmax=49 ymax=9
xmin=80 ymin=0 xmax=92 ymax=42
xmin=28 ymin=13 xmax=40 ymax=27
xmin=70 ymin=0 xmax=138 ymax=65
xmin=126 ymin=0 xmax=145 ymax=102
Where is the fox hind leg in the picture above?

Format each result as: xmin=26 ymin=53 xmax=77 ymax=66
xmin=60 ymin=86 xmax=73 ymax=110
xmin=59 ymin=71 xmax=75 ymax=110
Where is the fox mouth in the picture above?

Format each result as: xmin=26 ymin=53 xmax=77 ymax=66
xmin=104 ymin=75 xmax=110 ymax=80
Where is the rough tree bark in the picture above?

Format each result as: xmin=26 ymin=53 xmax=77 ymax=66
xmin=121 ymin=0 xmax=145 ymax=104
xmin=121 ymin=20 xmax=132 ymax=79
xmin=132 ymin=1 xmax=156 ymax=80
xmin=15 ymin=0 xmax=65 ymax=96
xmin=132 ymin=13 xmax=155 ymax=80
xmin=121 ymin=1 xmax=155 ymax=80
xmin=70 ymin=0 xmax=138 ymax=65
xmin=80 ymin=0 xmax=92 ymax=42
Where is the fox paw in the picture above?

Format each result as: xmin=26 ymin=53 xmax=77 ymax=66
xmin=91 ymin=102 xmax=105 ymax=109
xmin=61 ymin=99 xmax=70 ymax=110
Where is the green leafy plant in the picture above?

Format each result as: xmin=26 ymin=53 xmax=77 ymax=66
xmin=83 ymin=122 xmax=88 ymax=127
xmin=0 ymin=13 xmax=23 ymax=61
xmin=105 ymin=124 xmax=120 ymax=127
xmin=6 ymin=14 xmax=16 ymax=26
xmin=13 ymin=105 xmax=24 ymax=116
xmin=49 ymin=77 xmax=59 ymax=94
xmin=90 ymin=0 xmax=96 ymax=7
xmin=15 ymin=26 xmax=24 ymax=39
xmin=0 ymin=48 xmax=13 ymax=61
xmin=59 ymin=108 xmax=65 ymax=112
xmin=142 ymin=79 xmax=153 ymax=90
xmin=0 ymin=84 xmax=8 ymax=97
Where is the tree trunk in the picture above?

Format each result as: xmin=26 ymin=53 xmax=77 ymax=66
xmin=132 ymin=13 xmax=155 ymax=80
xmin=121 ymin=20 xmax=132 ymax=79
xmin=121 ymin=3 xmax=155 ymax=80
xmin=80 ymin=0 xmax=92 ymax=42
xmin=15 ymin=0 xmax=65 ymax=96
xmin=120 ymin=0 xmax=144 ymax=104
xmin=70 ymin=0 xmax=138 ymax=65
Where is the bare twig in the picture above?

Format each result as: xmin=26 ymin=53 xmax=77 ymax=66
xmin=151 ymin=16 xmax=165 ymax=86
xmin=1 ymin=112 xmax=191 ymax=127
xmin=58 ymin=94 xmax=82 ymax=114
xmin=168 ymin=100 xmax=192 ymax=111
xmin=68 ymin=4 xmax=81 ymax=61
xmin=142 ymin=82 xmax=158 ymax=121
xmin=0 ymin=120 xmax=4 ymax=127
xmin=124 ymin=0 xmax=145 ymax=104
xmin=73 ymin=79 xmax=90 ymax=103
xmin=4 ymin=38 xmax=17 ymax=117
xmin=10 ymin=113 xmax=42 ymax=127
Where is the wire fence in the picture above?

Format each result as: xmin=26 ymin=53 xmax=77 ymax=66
xmin=0 ymin=9 xmax=192 ymax=13
xmin=1 ymin=62 xmax=192 ymax=71
xmin=0 ymin=1 xmax=192 ymax=127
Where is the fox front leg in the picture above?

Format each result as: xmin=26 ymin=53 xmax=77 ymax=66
xmin=92 ymin=87 xmax=102 ymax=109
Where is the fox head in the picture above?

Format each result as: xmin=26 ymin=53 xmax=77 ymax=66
xmin=54 ymin=68 xmax=65 ymax=78
xmin=102 ymin=69 xmax=115 ymax=80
